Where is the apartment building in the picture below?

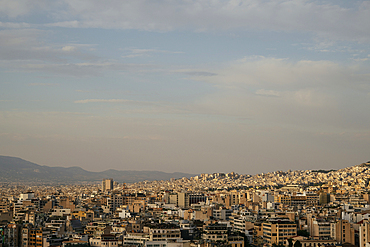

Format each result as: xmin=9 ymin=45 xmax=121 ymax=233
xmin=102 ymin=179 xmax=114 ymax=192
xmin=262 ymin=220 xmax=297 ymax=246
xmin=311 ymin=221 xmax=331 ymax=240
xmin=90 ymin=234 xmax=119 ymax=247
xmin=4 ymin=224 xmax=21 ymax=247
xmin=144 ymin=224 xmax=181 ymax=242
xmin=331 ymin=220 xmax=355 ymax=245
xmin=275 ymin=193 xmax=318 ymax=207
xmin=359 ymin=219 xmax=370 ymax=247
xmin=177 ymin=193 xmax=206 ymax=208
xmin=213 ymin=207 xmax=232 ymax=220
xmin=24 ymin=227 xmax=43 ymax=247
xmin=306 ymin=193 xmax=319 ymax=206
xmin=228 ymin=236 xmax=244 ymax=247
xmin=202 ymin=223 xmax=228 ymax=242
xmin=285 ymin=236 xmax=339 ymax=247
xmin=107 ymin=193 xmax=124 ymax=213
xmin=124 ymin=233 xmax=150 ymax=246
xmin=232 ymin=215 xmax=246 ymax=232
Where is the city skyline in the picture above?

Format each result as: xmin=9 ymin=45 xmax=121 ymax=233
xmin=1 ymin=160 xmax=370 ymax=247
xmin=1 ymin=1 xmax=370 ymax=174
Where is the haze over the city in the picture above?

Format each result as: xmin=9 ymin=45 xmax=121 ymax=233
xmin=0 ymin=0 xmax=369 ymax=174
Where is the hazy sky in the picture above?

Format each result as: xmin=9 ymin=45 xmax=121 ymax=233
xmin=1 ymin=0 xmax=370 ymax=174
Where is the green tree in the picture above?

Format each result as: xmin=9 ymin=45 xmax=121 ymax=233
xmin=297 ymin=230 xmax=309 ymax=238
xmin=287 ymin=238 xmax=293 ymax=247
xmin=294 ymin=240 xmax=302 ymax=247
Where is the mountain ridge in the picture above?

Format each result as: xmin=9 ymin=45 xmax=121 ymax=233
xmin=0 ymin=155 xmax=196 ymax=184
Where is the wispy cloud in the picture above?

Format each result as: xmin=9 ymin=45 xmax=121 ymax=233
xmin=74 ymin=99 xmax=134 ymax=104
xmin=174 ymin=69 xmax=217 ymax=77
xmin=0 ymin=21 xmax=31 ymax=29
xmin=28 ymin=82 xmax=58 ymax=86
xmin=255 ymin=89 xmax=280 ymax=97
xmin=16 ymin=62 xmax=153 ymax=77
xmin=122 ymin=54 xmax=145 ymax=58
xmin=189 ymin=56 xmax=370 ymax=130
xmin=62 ymin=46 xmax=77 ymax=52
xmin=130 ymin=49 xmax=183 ymax=54
xmin=0 ymin=0 xmax=58 ymax=19
xmin=42 ymin=0 xmax=370 ymax=42
xmin=75 ymin=89 xmax=91 ymax=93
xmin=122 ymin=48 xmax=184 ymax=58
xmin=0 ymin=29 xmax=98 ymax=64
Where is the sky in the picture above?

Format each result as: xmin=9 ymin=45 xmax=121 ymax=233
xmin=0 ymin=0 xmax=370 ymax=175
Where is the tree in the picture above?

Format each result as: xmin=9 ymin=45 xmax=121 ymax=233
xmin=272 ymin=243 xmax=285 ymax=247
xmin=65 ymin=244 xmax=90 ymax=247
xmin=297 ymin=230 xmax=309 ymax=238
xmin=287 ymin=238 xmax=293 ymax=247
xmin=294 ymin=240 xmax=302 ymax=247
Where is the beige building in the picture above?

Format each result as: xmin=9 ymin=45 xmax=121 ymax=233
xmin=177 ymin=193 xmax=206 ymax=208
xmin=228 ymin=236 xmax=244 ymax=247
xmin=275 ymin=194 xmax=291 ymax=205
xmin=359 ymin=219 xmax=370 ymax=247
xmin=102 ymin=178 xmax=114 ymax=192
xmin=306 ymin=193 xmax=319 ymax=206
xmin=144 ymin=225 xmax=181 ymax=241
xmin=124 ymin=232 xmax=150 ymax=246
xmin=262 ymin=220 xmax=297 ymax=246
xmin=22 ymin=227 xmax=43 ymax=247
xmin=202 ymin=223 xmax=228 ymax=242
xmin=308 ymin=218 xmax=331 ymax=240
xmin=90 ymin=234 xmax=119 ymax=246
xmin=331 ymin=220 xmax=355 ymax=245
xmin=285 ymin=236 xmax=339 ymax=247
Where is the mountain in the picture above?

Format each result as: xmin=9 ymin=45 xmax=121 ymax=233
xmin=0 ymin=155 xmax=196 ymax=184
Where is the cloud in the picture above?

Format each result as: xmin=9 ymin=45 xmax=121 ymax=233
xmin=74 ymin=99 xmax=133 ymax=104
xmin=189 ymin=57 xmax=370 ymax=130
xmin=0 ymin=29 xmax=43 ymax=47
xmin=176 ymin=70 xmax=218 ymax=77
xmin=122 ymin=48 xmax=184 ymax=58
xmin=0 ymin=28 xmax=154 ymax=76
xmin=9 ymin=61 xmax=153 ymax=77
xmin=0 ymin=0 xmax=40 ymax=18
xmin=255 ymin=89 xmax=280 ymax=97
xmin=200 ymin=56 xmax=369 ymax=90
xmin=28 ymin=82 xmax=58 ymax=86
xmin=62 ymin=46 xmax=77 ymax=52
xmin=130 ymin=48 xmax=183 ymax=54
xmin=41 ymin=0 xmax=370 ymax=42
xmin=75 ymin=89 xmax=91 ymax=93
xmin=0 ymin=21 xmax=31 ymax=28
xmin=0 ymin=29 xmax=98 ymax=63
xmin=0 ymin=0 xmax=63 ymax=20
xmin=122 ymin=54 xmax=145 ymax=58
xmin=352 ymin=57 xmax=369 ymax=62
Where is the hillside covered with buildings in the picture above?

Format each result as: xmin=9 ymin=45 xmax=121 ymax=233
xmin=0 ymin=161 xmax=370 ymax=247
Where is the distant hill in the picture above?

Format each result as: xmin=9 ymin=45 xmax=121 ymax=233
xmin=311 ymin=169 xmax=337 ymax=173
xmin=0 ymin=155 xmax=196 ymax=184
